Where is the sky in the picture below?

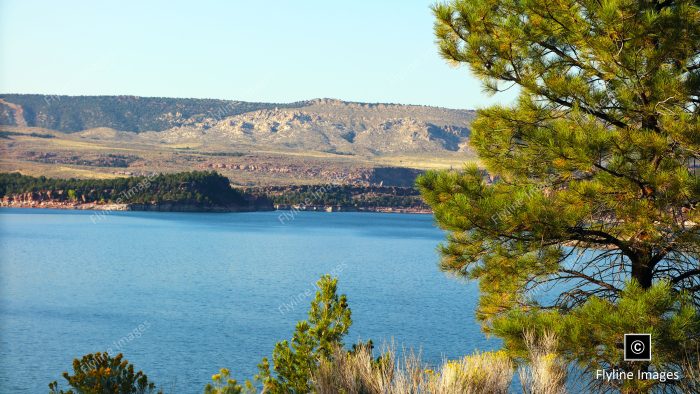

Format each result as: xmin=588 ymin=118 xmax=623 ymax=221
xmin=0 ymin=0 xmax=518 ymax=109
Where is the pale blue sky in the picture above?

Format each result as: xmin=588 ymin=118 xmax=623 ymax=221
xmin=0 ymin=0 xmax=517 ymax=109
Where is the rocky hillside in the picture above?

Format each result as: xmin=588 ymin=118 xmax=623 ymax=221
xmin=0 ymin=95 xmax=475 ymax=155
xmin=147 ymin=98 xmax=473 ymax=154
xmin=0 ymin=94 xmax=298 ymax=132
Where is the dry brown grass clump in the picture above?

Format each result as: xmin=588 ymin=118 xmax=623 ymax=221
xmin=313 ymin=343 xmax=513 ymax=394
xmin=427 ymin=350 xmax=513 ymax=394
xmin=518 ymin=331 xmax=567 ymax=394
xmin=313 ymin=332 xmax=570 ymax=394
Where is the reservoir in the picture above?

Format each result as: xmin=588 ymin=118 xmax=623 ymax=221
xmin=0 ymin=209 xmax=499 ymax=393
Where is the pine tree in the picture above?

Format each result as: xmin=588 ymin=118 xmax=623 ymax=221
xmin=256 ymin=275 xmax=352 ymax=393
xmin=419 ymin=0 xmax=700 ymax=322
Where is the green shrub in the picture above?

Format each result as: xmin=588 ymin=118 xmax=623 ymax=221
xmin=208 ymin=275 xmax=352 ymax=394
xmin=256 ymin=275 xmax=352 ymax=393
xmin=49 ymin=352 xmax=161 ymax=394
xmin=204 ymin=368 xmax=255 ymax=394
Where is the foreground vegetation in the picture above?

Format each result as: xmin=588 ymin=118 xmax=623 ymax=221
xmin=48 ymin=276 xmax=569 ymax=394
xmin=48 ymin=276 xmax=700 ymax=393
xmin=49 ymin=353 xmax=161 ymax=394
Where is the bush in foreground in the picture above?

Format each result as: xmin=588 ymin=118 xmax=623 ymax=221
xmin=204 ymin=368 xmax=255 ymax=394
xmin=256 ymin=274 xmax=352 ymax=393
xmin=49 ymin=352 xmax=161 ymax=394
xmin=209 ymin=275 xmax=569 ymax=394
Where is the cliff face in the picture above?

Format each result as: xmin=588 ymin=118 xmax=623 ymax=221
xmin=3 ymin=190 xmax=70 ymax=204
xmin=0 ymin=191 xmax=125 ymax=210
xmin=203 ymin=163 xmax=423 ymax=187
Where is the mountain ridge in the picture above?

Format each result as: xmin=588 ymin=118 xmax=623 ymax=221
xmin=0 ymin=94 xmax=474 ymax=132
xmin=0 ymin=94 xmax=476 ymax=156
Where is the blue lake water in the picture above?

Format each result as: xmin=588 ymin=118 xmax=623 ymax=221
xmin=0 ymin=209 xmax=498 ymax=393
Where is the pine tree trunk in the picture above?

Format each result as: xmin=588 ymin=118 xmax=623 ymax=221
xmin=630 ymin=250 xmax=654 ymax=290
xmin=631 ymin=262 xmax=653 ymax=289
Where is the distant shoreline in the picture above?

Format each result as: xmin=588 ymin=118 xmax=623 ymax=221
xmin=0 ymin=172 xmax=432 ymax=214
xmin=0 ymin=200 xmax=266 ymax=213
xmin=0 ymin=202 xmax=431 ymax=214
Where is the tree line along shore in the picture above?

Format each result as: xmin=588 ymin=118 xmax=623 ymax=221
xmin=0 ymin=171 xmax=430 ymax=213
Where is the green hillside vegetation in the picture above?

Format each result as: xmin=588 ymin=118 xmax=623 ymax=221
xmin=250 ymin=185 xmax=427 ymax=209
xmin=0 ymin=172 xmax=428 ymax=210
xmin=0 ymin=94 xmax=303 ymax=132
xmin=0 ymin=171 xmax=252 ymax=207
